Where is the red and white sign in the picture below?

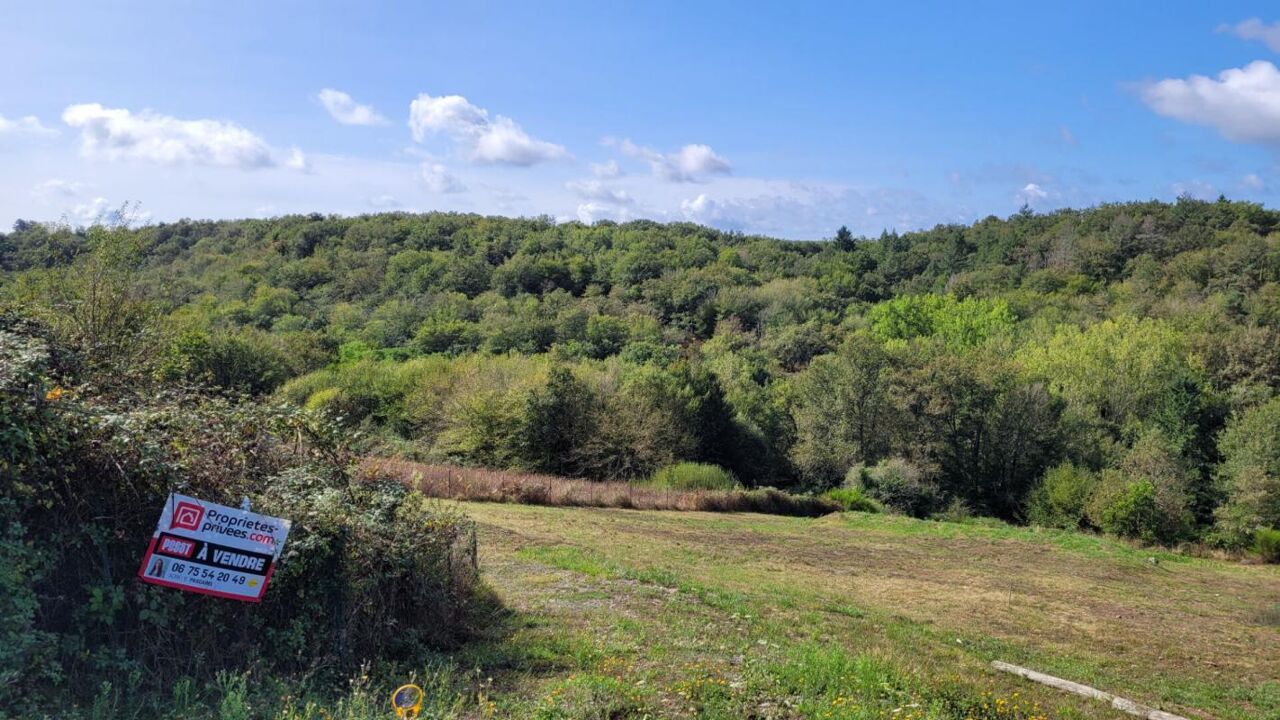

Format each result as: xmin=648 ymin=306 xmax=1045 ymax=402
xmin=137 ymin=493 xmax=291 ymax=602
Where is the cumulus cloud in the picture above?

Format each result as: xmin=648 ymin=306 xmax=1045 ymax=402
xmin=62 ymin=103 xmax=279 ymax=168
xmin=0 ymin=113 xmax=57 ymax=138
xmin=567 ymin=178 xmax=635 ymax=223
xmin=317 ymin=88 xmax=388 ymax=126
xmin=408 ymin=93 xmax=567 ymax=166
xmin=1141 ymin=61 xmax=1280 ymax=144
xmin=566 ymin=179 xmax=634 ymax=205
xmin=576 ymin=202 xmax=640 ymax=224
xmin=1018 ymin=182 xmax=1051 ymax=203
xmin=421 ymin=162 xmax=464 ymax=193
xmin=591 ymin=159 xmax=622 ymax=179
xmin=1217 ymin=18 xmax=1280 ymax=53
xmin=1241 ymin=173 xmax=1266 ymax=191
xmin=616 ymin=139 xmax=731 ymax=182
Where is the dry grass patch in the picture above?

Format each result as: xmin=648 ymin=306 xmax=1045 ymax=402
xmin=365 ymin=457 xmax=837 ymax=516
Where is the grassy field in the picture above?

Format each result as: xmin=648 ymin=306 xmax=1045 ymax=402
xmin=449 ymin=502 xmax=1279 ymax=720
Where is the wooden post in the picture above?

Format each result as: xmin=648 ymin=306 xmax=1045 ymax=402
xmin=990 ymin=662 xmax=1190 ymax=720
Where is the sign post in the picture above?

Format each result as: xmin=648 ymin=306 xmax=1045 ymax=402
xmin=137 ymin=493 xmax=291 ymax=602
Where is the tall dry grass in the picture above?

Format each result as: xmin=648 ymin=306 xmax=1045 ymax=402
xmin=363 ymin=458 xmax=838 ymax=517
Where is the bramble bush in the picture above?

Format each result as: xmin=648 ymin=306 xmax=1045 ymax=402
xmin=0 ymin=315 xmax=483 ymax=715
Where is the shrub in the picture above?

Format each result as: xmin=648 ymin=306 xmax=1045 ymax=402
xmin=849 ymin=458 xmax=944 ymax=518
xmin=1027 ymin=463 xmax=1098 ymax=529
xmin=646 ymin=462 xmax=740 ymax=490
xmin=1095 ymin=477 xmax=1163 ymax=543
xmin=933 ymin=498 xmax=973 ymax=523
xmin=1257 ymin=528 xmax=1280 ymax=564
xmin=821 ymin=487 xmax=881 ymax=513
xmin=719 ymin=488 xmax=838 ymax=517
xmin=0 ymin=317 xmax=482 ymax=712
xmin=157 ymin=328 xmax=291 ymax=395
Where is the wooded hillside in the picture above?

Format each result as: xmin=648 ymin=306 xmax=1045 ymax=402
xmin=5 ymin=198 xmax=1279 ymax=550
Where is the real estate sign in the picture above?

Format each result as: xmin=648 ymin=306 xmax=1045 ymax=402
xmin=137 ymin=493 xmax=291 ymax=602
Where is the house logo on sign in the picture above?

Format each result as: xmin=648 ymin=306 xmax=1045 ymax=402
xmin=170 ymin=501 xmax=205 ymax=531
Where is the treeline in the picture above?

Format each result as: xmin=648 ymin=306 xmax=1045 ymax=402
xmin=3 ymin=198 xmax=1279 ymax=551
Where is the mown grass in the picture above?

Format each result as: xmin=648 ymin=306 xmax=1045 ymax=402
xmin=457 ymin=502 xmax=1280 ymax=720
xmin=94 ymin=502 xmax=1275 ymax=719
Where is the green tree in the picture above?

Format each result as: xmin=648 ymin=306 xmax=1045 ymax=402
xmin=1213 ymin=397 xmax=1280 ymax=547
xmin=834 ymin=225 xmax=855 ymax=252
xmin=789 ymin=335 xmax=894 ymax=486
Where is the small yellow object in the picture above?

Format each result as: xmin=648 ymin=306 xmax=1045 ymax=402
xmin=45 ymin=386 xmax=64 ymax=401
xmin=391 ymin=684 xmax=424 ymax=719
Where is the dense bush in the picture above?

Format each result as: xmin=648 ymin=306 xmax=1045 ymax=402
xmin=820 ymin=487 xmax=882 ymax=513
xmin=1093 ymin=476 xmax=1164 ymax=544
xmin=1027 ymin=463 xmax=1098 ymax=529
xmin=0 ymin=316 xmax=482 ymax=714
xmin=646 ymin=462 xmax=740 ymax=490
xmin=849 ymin=459 xmax=944 ymax=518
xmin=1256 ymin=528 xmax=1280 ymax=564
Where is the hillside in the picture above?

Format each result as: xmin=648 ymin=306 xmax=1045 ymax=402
xmin=458 ymin=502 xmax=1279 ymax=719
xmin=5 ymin=199 xmax=1280 ymax=551
xmin=6 ymin=201 xmax=1280 ymax=546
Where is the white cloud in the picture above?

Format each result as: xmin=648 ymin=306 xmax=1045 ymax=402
xmin=32 ymin=178 xmax=86 ymax=200
xmin=1217 ymin=19 xmax=1280 ymax=53
xmin=68 ymin=197 xmax=112 ymax=225
xmin=676 ymin=182 xmax=963 ymax=237
xmin=0 ymin=113 xmax=57 ymax=138
xmin=368 ymin=194 xmax=402 ymax=208
xmin=62 ymin=103 xmax=277 ymax=168
xmin=1242 ymin=173 xmax=1266 ymax=191
xmin=591 ymin=159 xmax=622 ymax=179
xmin=1141 ymin=61 xmax=1280 ymax=144
xmin=567 ymin=178 xmax=636 ymax=223
xmin=421 ymin=162 xmax=464 ymax=193
xmin=616 ymin=139 xmax=731 ymax=182
xmin=286 ymin=147 xmax=311 ymax=172
xmin=408 ymin=93 xmax=567 ymax=166
xmin=63 ymin=197 xmax=150 ymax=228
xmin=576 ymin=202 xmax=639 ymax=224
xmin=1019 ymin=182 xmax=1050 ymax=201
xmin=317 ymin=88 xmax=388 ymax=126
xmin=566 ymin=179 xmax=634 ymax=205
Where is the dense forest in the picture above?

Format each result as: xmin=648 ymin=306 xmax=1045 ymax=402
xmin=4 ymin=197 xmax=1280 ymax=551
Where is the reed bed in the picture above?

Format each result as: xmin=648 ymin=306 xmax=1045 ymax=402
xmin=363 ymin=458 xmax=838 ymax=518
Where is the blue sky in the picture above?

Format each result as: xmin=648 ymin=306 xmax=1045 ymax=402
xmin=3 ymin=2 xmax=1280 ymax=239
